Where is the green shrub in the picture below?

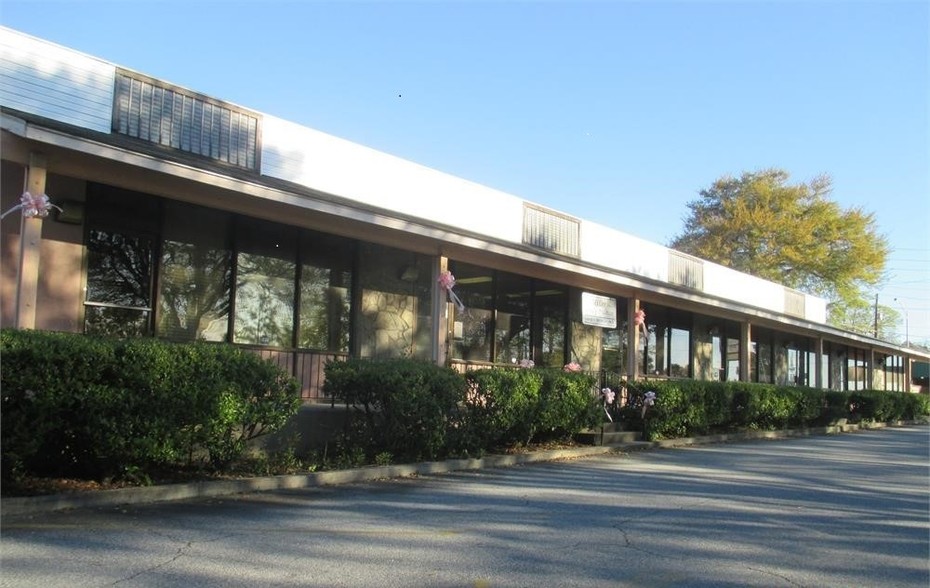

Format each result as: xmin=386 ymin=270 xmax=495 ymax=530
xmin=462 ymin=367 xmax=544 ymax=449
xmin=535 ymin=370 xmax=601 ymax=442
xmin=323 ymin=358 xmax=466 ymax=462
xmin=619 ymin=378 xmax=927 ymax=441
xmin=1 ymin=329 xmax=300 ymax=483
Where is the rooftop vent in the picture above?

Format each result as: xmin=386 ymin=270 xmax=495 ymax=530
xmin=668 ymin=250 xmax=704 ymax=291
xmin=522 ymin=204 xmax=580 ymax=258
xmin=113 ymin=69 xmax=260 ymax=170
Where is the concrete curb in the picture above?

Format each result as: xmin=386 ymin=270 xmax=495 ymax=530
xmin=2 ymin=421 xmax=925 ymax=517
xmin=0 ymin=445 xmax=627 ymax=516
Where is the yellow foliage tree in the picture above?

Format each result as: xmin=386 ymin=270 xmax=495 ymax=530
xmin=670 ymin=169 xmax=889 ymax=334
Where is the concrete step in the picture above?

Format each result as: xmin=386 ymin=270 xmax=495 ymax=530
xmin=574 ymin=427 xmax=643 ymax=446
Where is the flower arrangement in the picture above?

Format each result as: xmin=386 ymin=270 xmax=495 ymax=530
xmin=563 ymin=362 xmax=582 ymax=372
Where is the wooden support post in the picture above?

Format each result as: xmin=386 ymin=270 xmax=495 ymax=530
xmin=627 ymin=298 xmax=640 ymax=380
xmin=15 ymin=153 xmax=47 ymax=330
xmin=739 ymin=320 xmax=751 ymax=382
xmin=432 ymin=256 xmax=449 ymax=366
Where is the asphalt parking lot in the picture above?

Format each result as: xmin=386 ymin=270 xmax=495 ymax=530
xmin=2 ymin=425 xmax=928 ymax=587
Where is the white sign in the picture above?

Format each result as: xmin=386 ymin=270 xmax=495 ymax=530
xmin=581 ymin=292 xmax=617 ymax=328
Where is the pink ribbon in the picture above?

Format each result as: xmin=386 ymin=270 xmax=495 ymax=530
xmin=438 ymin=270 xmax=464 ymax=311
xmin=600 ymin=388 xmax=615 ymax=422
xmin=641 ymin=390 xmax=656 ymax=419
xmin=1 ymin=192 xmax=61 ymax=220
xmin=633 ymin=309 xmax=648 ymax=340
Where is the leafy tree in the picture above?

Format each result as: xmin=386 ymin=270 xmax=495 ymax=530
xmin=670 ymin=169 xmax=889 ymax=334
xmin=829 ymin=298 xmax=900 ymax=340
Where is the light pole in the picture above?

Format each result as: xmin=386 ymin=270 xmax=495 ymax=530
xmin=894 ymin=297 xmax=909 ymax=348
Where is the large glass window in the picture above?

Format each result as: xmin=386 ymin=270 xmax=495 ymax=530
xmin=449 ymin=262 xmax=494 ymax=362
xmin=669 ymin=327 xmax=690 ymax=377
xmin=598 ymin=309 xmax=628 ymax=376
xmin=726 ymin=337 xmax=741 ymax=381
xmin=535 ymin=282 xmax=566 ymax=368
xmin=847 ymin=348 xmax=868 ymax=391
xmin=157 ymin=202 xmax=232 ymax=342
xmin=357 ymin=243 xmax=433 ymax=360
xmin=882 ymin=355 xmax=905 ymax=391
xmin=85 ymin=230 xmax=155 ymax=337
xmin=571 ymin=294 xmax=626 ymax=377
xmin=751 ymin=327 xmax=774 ymax=383
xmin=233 ymin=219 xmax=297 ymax=347
xmin=718 ymin=320 xmax=741 ymax=382
xmin=495 ymin=272 xmax=532 ymax=364
xmin=298 ymin=231 xmax=354 ymax=352
xmin=83 ymin=185 xmax=159 ymax=337
xmin=640 ymin=305 xmax=692 ymax=378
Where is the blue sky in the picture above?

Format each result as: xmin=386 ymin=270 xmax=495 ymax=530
xmin=2 ymin=0 xmax=927 ymax=344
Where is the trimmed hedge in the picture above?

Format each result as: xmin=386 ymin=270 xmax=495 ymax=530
xmin=619 ymin=379 xmax=930 ymax=441
xmin=1 ymin=329 xmax=300 ymax=483
xmin=324 ymin=362 xmax=602 ymax=461
xmin=323 ymin=358 xmax=467 ymax=462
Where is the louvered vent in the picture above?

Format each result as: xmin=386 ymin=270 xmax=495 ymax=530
xmin=668 ymin=250 xmax=704 ymax=290
xmin=113 ymin=69 xmax=260 ymax=170
xmin=522 ymin=204 xmax=580 ymax=258
xmin=784 ymin=288 xmax=806 ymax=318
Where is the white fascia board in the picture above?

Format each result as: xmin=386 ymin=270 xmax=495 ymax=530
xmin=261 ymin=115 xmax=524 ymax=245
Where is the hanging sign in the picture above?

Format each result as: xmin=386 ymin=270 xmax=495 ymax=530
xmin=581 ymin=292 xmax=617 ymax=328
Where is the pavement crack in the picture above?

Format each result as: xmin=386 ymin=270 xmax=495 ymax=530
xmin=110 ymin=540 xmax=192 ymax=586
xmin=746 ymin=565 xmax=805 ymax=587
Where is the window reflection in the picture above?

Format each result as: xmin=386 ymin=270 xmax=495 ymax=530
xmin=158 ymin=203 xmax=231 ymax=341
xmin=84 ymin=229 xmax=154 ymax=337
xmin=233 ymin=220 xmax=296 ymax=347
xmin=449 ymin=262 xmax=494 ymax=362
xmin=299 ymin=232 xmax=354 ymax=352
xmin=494 ymin=272 xmax=531 ymax=364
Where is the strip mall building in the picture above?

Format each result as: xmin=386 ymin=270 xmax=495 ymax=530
xmin=2 ymin=27 xmax=926 ymax=402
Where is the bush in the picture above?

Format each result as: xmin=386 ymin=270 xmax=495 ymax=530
xmin=1 ymin=329 xmax=300 ymax=483
xmin=461 ymin=367 xmax=544 ymax=449
xmin=323 ymin=358 xmax=467 ymax=462
xmin=535 ymin=370 xmax=601 ymax=442
xmin=620 ymin=378 xmax=930 ymax=441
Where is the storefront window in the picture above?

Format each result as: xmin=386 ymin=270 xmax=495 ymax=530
xmin=669 ymin=327 xmax=690 ymax=377
xmin=83 ymin=185 xmax=159 ymax=337
xmin=357 ymin=243 xmax=433 ymax=360
xmin=233 ymin=219 xmax=297 ymax=347
xmin=298 ymin=231 xmax=353 ymax=352
xmin=494 ymin=272 xmax=532 ymax=364
xmin=571 ymin=293 xmax=626 ymax=376
xmin=640 ymin=305 xmax=692 ymax=378
xmin=536 ymin=282 xmax=566 ymax=368
xmin=449 ymin=262 xmax=494 ymax=362
xmin=158 ymin=203 xmax=232 ymax=342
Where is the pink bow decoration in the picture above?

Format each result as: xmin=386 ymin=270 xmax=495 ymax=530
xmin=1 ymin=192 xmax=62 ymax=220
xmin=438 ymin=270 xmax=464 ymax=311
xmin=633 ymin=309 xmax=648 ymax=340
xmin=600 ymin=387 xmax=615 ymax=422
xmin=641 ymin=390 xmax=657 ymax=419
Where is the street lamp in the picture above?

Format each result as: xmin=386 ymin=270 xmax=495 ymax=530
xmin=894 ymin=297 xmax=909 ymax=348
